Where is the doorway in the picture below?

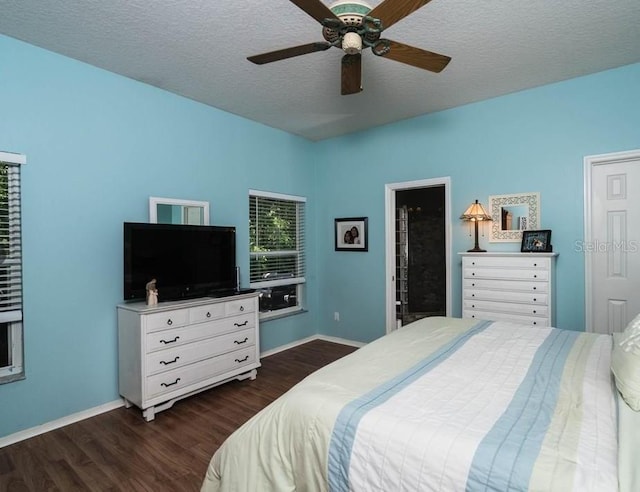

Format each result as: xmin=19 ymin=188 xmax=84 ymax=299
xmin=385 ymin=178 xmax=451 ymax=333
xmin=584 ymin=149 xmax=640 ymax=334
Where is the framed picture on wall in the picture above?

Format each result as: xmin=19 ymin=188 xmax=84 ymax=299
xmin=335 ymin=217 xmax=368 ymax=252
xmin=521 ymin=229 xmax=552 ymax=252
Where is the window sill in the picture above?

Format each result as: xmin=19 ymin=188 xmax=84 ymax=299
xmin=0 ymin=371 xmax=25 ymax=385
xmin=259 ymin=308 xmax=308 ymax=323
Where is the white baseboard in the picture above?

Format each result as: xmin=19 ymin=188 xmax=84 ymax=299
xmin=261 ymin=334 xmax=365 ymax=358
xmin=3 ymin=336 xmax=364 ymax=448
xmin=0 ymin=399 xmax=124 ymax=449
xmin=314 ymin=334 xmax=366 ymax=349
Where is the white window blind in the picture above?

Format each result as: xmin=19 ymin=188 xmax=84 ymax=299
xmin=249 ymin=191 xmax=306 ymax=288
xmin=0 ymin=151 xmax=24 ymax=383
xmin=0 ymin=165 xmax=22 ymax=315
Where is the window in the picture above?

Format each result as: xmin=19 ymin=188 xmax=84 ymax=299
xmin=0 ymin=151 xmax=25 ymax=384
xmin=249 ymin=190 xmax=305 ymax=317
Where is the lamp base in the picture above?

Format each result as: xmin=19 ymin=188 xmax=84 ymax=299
xmin=467 ymin=247 xmax=486 ymax=253
xmin=467 ymin=221 xmax=487 ymax=253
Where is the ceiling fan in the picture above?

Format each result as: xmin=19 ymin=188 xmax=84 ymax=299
xmin=247 ymin=0 xmax=451 ymax=95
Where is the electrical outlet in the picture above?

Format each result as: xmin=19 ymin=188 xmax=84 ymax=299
xmin=334 ymin=312 xmax=340 ymax=322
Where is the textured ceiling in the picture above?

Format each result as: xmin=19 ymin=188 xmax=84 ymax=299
xmin=1 ymin=0 xmax=639 ymax=141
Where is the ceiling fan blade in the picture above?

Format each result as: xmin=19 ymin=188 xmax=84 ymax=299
xmin=248 ymin=42 xmax=331 ymax=65
xmin=379 ymin=40 xmax=450 ymax=72
xmin=368 ymin=0 xmax=433 ymax=30
xmin=341 ymin=54 xmax=363 ymax=95
xmin=289 ymin=0 xmax=341 ymax=24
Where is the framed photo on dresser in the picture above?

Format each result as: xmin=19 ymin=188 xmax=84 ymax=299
xmin=521 ymin=229 xmax=552 ymax=252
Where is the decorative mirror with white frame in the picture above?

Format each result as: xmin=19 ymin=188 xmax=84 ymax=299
xmin=488 ymin=192 xmax=540 ymax=242
xmin=149 ymin=197 xmax=210 ymax=225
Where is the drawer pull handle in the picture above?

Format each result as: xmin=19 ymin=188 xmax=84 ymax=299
xmin=472 ymin=283 xmax=475 ymax=287
xmin=533 ymin=275 xmax=537 ymax=278
xmin=160 ymin=336 xmax=180 ymax=344
xmin=161 ymin=378 xmax=181 ymax=388
xmin=533 ymin=298 xmax=537 ymax=302
xmin=471 ymin=315 xmax=475 ymax=318
xmin=234 ymin=320 xmax=249 ymax=327
xmin=533 ymin=287 xmax=537 ymax=290
xmin=160 ymin=356 xmax=180 ymax=366
xmin=166 ymin=319 xmax=173 ymax=326
xmin=471 ymin=294 xmax=475 ymax=297
xmin=472 ymin=262 xmax=475 ymax=265
xmin=235 ymin=355 xmax=249 ymax=363
xmin=533 ymin=310 xmax=537 ymax=314
xmin=206 ymin=312 xmax=211 ymax=318
xmin=234 ymin=337 xmax=249 ymax=345
xmin=240 ymin=305 xmax=245 ymax=312
xmin=472 ymin=304 xmax=475 ymax=308
xmin=533 ymin=321 xmax=537 ymax=325
xmin=472 ymin=273 xmax=475 ymax=276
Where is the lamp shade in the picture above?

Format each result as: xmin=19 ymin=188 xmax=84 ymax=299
xmin=460 ymin=200 xmax=491 ymax=222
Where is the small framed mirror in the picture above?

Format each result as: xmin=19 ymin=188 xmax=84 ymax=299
xmin=488 ymin=192 xmax=540 ymax=242
xmin=149 ymin=197 xmax=210 ymax=225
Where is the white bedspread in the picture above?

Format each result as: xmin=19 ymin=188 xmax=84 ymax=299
xmin=201 ymin=317 xmax=620 ymax=492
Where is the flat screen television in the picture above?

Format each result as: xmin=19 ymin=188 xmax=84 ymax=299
xmin=123 ymin=222 xmax=237 ymax=302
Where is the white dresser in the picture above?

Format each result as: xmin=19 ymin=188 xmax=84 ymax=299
xmin=117 ymin=292 xmax=260 ymax=421
xmin=460 ymin=252 xmax=558 ymax=327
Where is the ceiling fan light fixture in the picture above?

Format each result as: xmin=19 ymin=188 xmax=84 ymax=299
xmin=342 ymin=32 xmax=362 ymax=54
xmin=329 ymin=1 xmax=372 ymax=24
xmin=323 ymin=1 xmax=372 ymax=44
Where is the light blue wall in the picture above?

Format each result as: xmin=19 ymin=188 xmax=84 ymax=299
xmin=313 ymin=62 xmax=640 ymax=343
xmin=0 ymin=35 xmax=318 ymax=437
xmin=1 ymin=30 xmax=639 ymax=439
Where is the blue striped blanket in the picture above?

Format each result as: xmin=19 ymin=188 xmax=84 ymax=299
xmin=328 ymin=320 xmax=617 ymax=492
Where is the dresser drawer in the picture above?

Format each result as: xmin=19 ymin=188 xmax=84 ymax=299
xmin=464 ymin=299 xmax=548 ymax=317
xmin=463 ymin=278 xmax=549 ymax=293
xmin=144 ymin=309 xmax=189 ymax=332
xmin=465 ymin=289 xmax=548 ymax=305
xmin=189 ymin=303 xmax=226 ymax=323
xmin=463 ymin=309 xmax=549 ymax=327
xmin=464 ymin=268 xmax=548 ymax=281
xmin=146 ymin=346 xmax=256 ymax=398
xmin=225 ymin=298 xmax=256 ymax=316
xmin=145 ymin=327 xmax=255 ymax=375
xmin=463 ymin=256 xmax=550 ymax=269
xmin=146 ymin=313 xmax=256 ymax=353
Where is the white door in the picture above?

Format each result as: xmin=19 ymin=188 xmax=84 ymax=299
xmin=585 ymin=150 xmax=640 ymax=334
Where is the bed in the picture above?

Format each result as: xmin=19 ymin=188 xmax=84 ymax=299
xmin=201 ymin=316 xmax=640 ymax=492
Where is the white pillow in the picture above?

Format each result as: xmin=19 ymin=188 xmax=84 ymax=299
xmin=618 ymin=313 xmax=640 ymax=352
xmin=612 ymin=332 xmax=640 ymax=411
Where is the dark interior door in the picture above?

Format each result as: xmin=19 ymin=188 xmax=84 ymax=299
xmin=395 ymin=186 xmax=446 ymax=326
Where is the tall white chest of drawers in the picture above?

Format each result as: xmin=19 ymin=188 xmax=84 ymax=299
xmin=460 ymin=252 xmax=558 ymax=327
xmin=117 ymin=292 xmax=260 ymax=421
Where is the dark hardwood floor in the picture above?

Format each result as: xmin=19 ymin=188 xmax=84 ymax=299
xmin=0 ymin=340 xmax=357 ymax=492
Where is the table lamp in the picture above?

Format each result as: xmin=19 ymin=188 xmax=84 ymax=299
xmin=460 ymin=199 xmax=492 ymax=252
